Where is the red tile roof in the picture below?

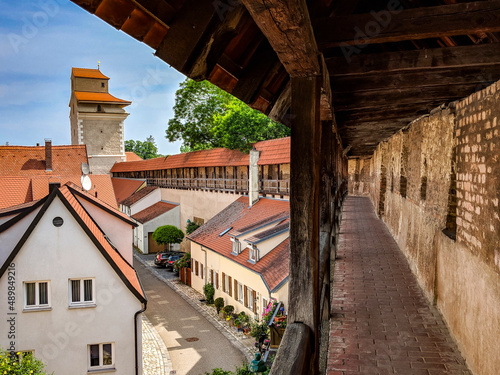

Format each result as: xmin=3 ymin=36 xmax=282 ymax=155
xmin=111 ymin=137 xmax=291 ymax=173
xmin=125 ymin=152 xmax=143 ymax=161
xmin=111 ymin=178 xmax=145 ymax=204
xmin=131 ymin=201 xmax=178 ymax=224
xmin=120 ymin=186 xmax=159 ymax=206
xmin=0 ymin=175 xmax=118 ymax=210
xmin=111 ymin=148 xmax=249 ymax=173
xmin=72 ymin=67 xmax=109 ymax=80
xmin=0 ymin=199 xmax=40 ymax=216
xmin=0 ymin=145 xmax=88 ymax=176
xmin=188 ymin=197 xmax=289 ymax=291
xmin=74 ymin=91 xmax=131 ymax=105
xmin=254 ymin=137 xmax=290 ymax=166
xmin=59 ymin=185 xmax=145 ymax=302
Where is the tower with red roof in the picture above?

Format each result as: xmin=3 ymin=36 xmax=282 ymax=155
xmin=69 ymin=67 xmax=131 ymax=175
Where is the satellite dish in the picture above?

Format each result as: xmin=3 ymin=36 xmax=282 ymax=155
xmin=81 ymin=162 xmax=90 ymax=175
xmin=81 ymin=175 xmax=92 ymax=191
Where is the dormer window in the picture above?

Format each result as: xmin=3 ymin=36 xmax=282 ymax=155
xmin=231 ymin=239 xmax=241 ymax=255
xmin=249 ymin=246 xmax=259 ymax=263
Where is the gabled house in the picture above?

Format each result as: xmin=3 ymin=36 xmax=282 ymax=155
xmin=188 ymin=196 xmax=289 ymax=320
xmin=0 ymin=183 xmax=146 ymax=374
xmin=119 ymin=186 xmax=161 ymax=216
xmin=132 ymin=201 xmax=180 ymax=253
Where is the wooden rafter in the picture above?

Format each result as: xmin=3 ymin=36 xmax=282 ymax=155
xmin=326 ymin=43 xmax=500 ymax=76
xmin=315 ymin=1 xmax=500 ymax=47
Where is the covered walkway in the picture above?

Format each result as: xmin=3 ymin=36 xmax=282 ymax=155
xmin=328 ymin=196 xmax=471 ymax=375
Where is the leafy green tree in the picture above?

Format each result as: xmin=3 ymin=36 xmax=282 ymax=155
xmin=203 ymin=283 xmax=215 ymax=304
xmin=0 ymin=349 xmax=52 ymax=374
xmin=185 ymin=220 xmax=200 ymax=235
xmin=152 ymin=225 xmax=184 ymax=250
xmin=125 ymin=135 xmax=161 ymax=159
xmin=166 ymin=79 xmax=290 ymax=152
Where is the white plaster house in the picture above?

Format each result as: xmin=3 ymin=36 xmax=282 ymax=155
xmin=188 ymin=196 xmax=289 ymax=320
xmin=120 ymin=186 xmax=161 ymax=216
xmin=131 ymin=201 xmax=181 ymax=254
xmin=0 ymin=183 xmax=147 ymax=375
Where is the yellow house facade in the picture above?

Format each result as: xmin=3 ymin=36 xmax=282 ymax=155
xmin=188 ymin=196 xmax=289 ymax=320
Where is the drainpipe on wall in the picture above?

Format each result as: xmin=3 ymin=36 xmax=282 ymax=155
xmin=134 ymin=302 xmax=147 ymax=375
xmin=249 ymin=147 xmax=260 ymax=207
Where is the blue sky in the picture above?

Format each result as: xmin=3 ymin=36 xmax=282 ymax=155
xmin=0 ymin=0 xmax=185 ymax=155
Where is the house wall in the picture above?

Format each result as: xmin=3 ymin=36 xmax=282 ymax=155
xmin=130 ymin=188 xmax=162 ymax=215
xmin=161 ymin=188 xmax=242 ymax=251
xmin=0 ymin=208 xmax=42 ymax=267
xmin=77 ymin=198 xmax=135 ymax=264
xmin=190 ymin=242 xmax=288 ymax=320
xmin=0 ymin=197 xmax=142 ymax=374
xmin=138 ymin=205 xmax=181 ymax=254
xmin=350 ymin=80 xmax=500 ymax=375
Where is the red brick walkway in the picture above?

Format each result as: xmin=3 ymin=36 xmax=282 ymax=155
xmin=327 ymin=196 xmax=471 ymax=375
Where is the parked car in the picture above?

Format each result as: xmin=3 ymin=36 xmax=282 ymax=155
xmin=154 ymin=251 xmax=182 ymax=268
xmin=165 ymin=254 xmax=184 ymax=270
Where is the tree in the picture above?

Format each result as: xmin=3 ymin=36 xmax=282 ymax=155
xmin=0 ymin=349 xmax=52 ymax=374
xmin=125 ymin=135 xmax=161 ymax=159
xmin=166 ymin=78 xmax=290 ymax=153
xmin=152 ymin=225 xmax=184 ymax=250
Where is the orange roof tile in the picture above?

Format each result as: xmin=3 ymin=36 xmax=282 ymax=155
xmin=59 ymin=185 xmax=145 ymax=302
xmin=74 ymin=91 xmax=131 ymax=105
xmin=254 ymin=137 xmax=290 ymax=165
xmin=111 ymin=178 xmax=145 ymax=204
xmin=0 ymin=175 xmax=118 ymax=210
xmin=132 ymin=201 xmax=178 ymax=224
xmin=0 ymin=145 xmax=88 ymax=176
xmin=188 ymin=197 xmax=289 ymax=291
xmin=111 ymin=148 xmax=249 ymax=173
xmin=111 ymin=137 xmax=291 ymax=174
xmin=72 ymin=67 xmax=109 ymax=80
xmin=125 ymin=152 xmax=143 ymax=162
xmin=120 ymin=186 xmax=159 ymax=207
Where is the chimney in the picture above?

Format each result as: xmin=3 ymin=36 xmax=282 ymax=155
xmin=249 ymin=147 xmax=260 ymax=207
xmin=45 ymin=139 xmax=52 ymax=171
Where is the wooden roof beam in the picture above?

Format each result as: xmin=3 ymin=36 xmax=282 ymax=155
xmin=326 ymin=43 xmax=500 ymax=76
xmin=315 ymin=1 xmax=500 ymax=48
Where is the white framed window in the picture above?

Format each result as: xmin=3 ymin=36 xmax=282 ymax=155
xmin=224 ymin=274 xmax=230 ymax=294
xmin=231 ymin=239 xmax=241 ymax=255
xmin=247 ymin=287 xmax=254 ymax=308
xmin=238 ymin=283 xmax=244 ymax=304
xmin=249 ymin=246 xmax=259 ymax=263
xmin=24 ymin=281 xmax=50 ymax=310
xmin=69 ymin=278 xmax=95 ymax=307
xmin=89 ymin=343 xmax=114 ymax=370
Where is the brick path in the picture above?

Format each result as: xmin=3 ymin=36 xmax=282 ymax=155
xmin=327 ymin=196 xmax=471 ymax=375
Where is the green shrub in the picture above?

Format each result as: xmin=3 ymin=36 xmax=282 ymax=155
xmin=0 ymin=348 xmax=52 ymax=374
xmin=222 ymin=305 xmax=234 ymax=316
xmin=186 ymin=220 xmax=200 ymax=234
xmin=250 ymin=320 xmax=269 ymax=339
xmin=152 ymin=225 xmax=184 ymax=249
xmin=235 ymin=363 xmax=252 ymax=375
xmin=203 ymin=283 xmax=215 ymax=304
xmin=214 ymin=297 xmax=224 ymax=313
xmin=204 ymin=369 xmax=232 ymax=375
xmin=173 ymin=252 xmax=191 ymax=270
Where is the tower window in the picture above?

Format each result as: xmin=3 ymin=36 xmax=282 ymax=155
xmin=97 ymin=105 xmax=102 ymax=112
xmin=101 ymin=82 xmax=105 ymax=88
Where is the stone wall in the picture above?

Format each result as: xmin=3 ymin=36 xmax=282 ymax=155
xmin=347 ymin=158 xmax=371 ymax=195
xmin=349 ymin=80 xmax=500 ymax=375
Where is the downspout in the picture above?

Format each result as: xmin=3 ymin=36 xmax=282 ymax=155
xmin=134 ymin=301 xmax=147 ymax=375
